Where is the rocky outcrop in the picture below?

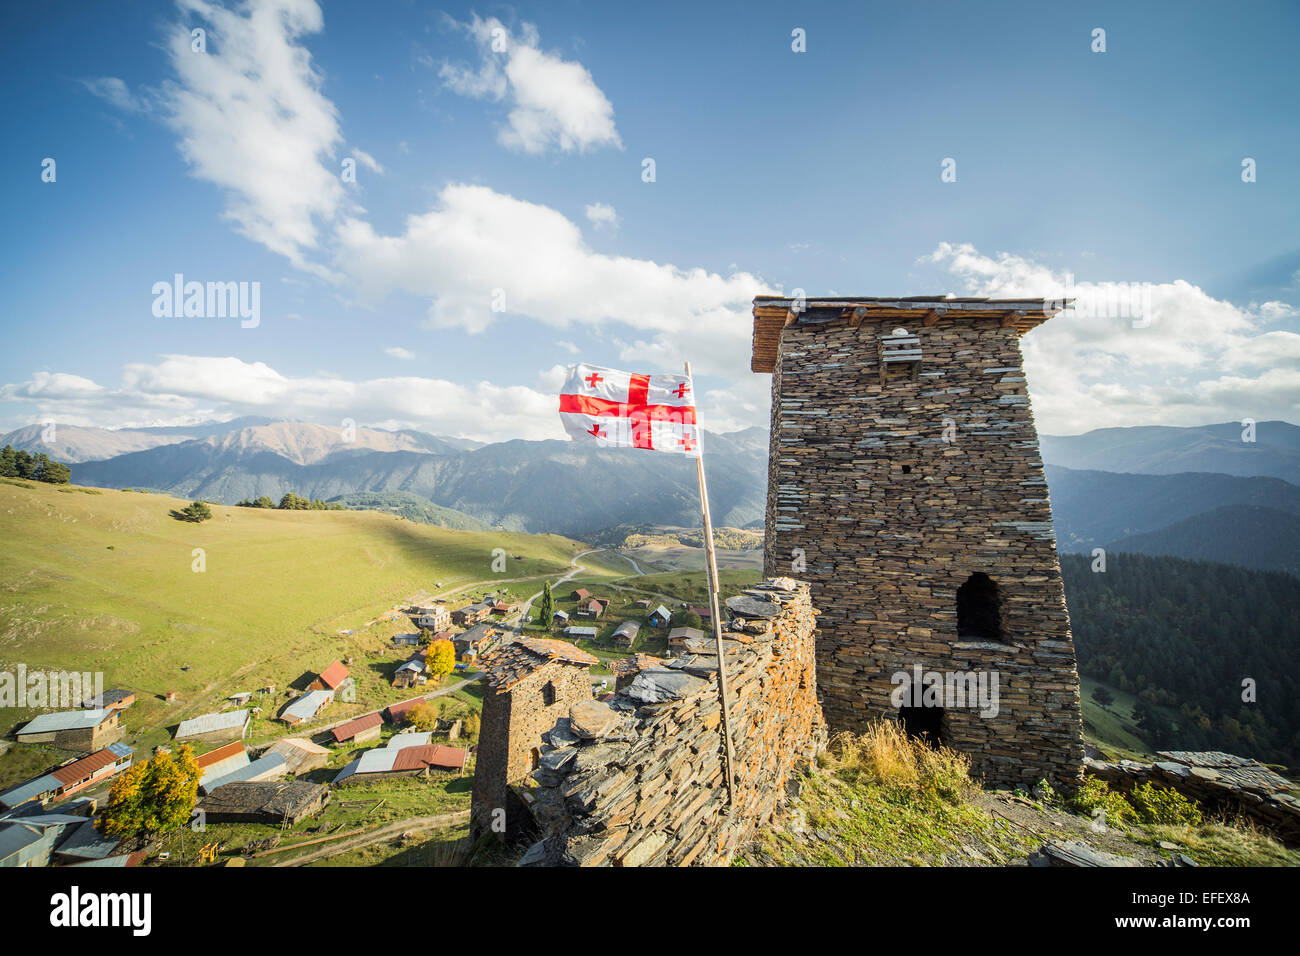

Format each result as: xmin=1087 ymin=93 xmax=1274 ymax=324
xmin=1085 ymin=751 xmax=1300 ymax=844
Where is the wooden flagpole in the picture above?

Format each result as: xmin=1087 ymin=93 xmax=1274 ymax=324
xmin=685 ymin=361 xmax=737 ymax=806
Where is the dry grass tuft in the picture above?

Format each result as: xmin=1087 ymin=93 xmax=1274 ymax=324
xmin=826 ymin=721 xmax=975 ymax=805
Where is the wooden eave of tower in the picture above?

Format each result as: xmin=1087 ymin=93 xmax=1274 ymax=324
xmin=750 ymin=295 xmax=1072 ymax=374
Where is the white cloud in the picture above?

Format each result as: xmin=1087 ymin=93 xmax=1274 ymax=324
xmin=3 ymin=356 xmax=563 ymax=443
xmin=81 ymin=77 xmax=151 ymax=113
xmin=439 ymin=15 xmax=622 ymax=155
xmin=160 ymin=0 xmax=347 ymax=278
xmin=922 ymin=242 xmax=1300 ymax=433
xmin=384 ymin=346 xmax=416 ymax=360
xmin=584 ymin=202 xmax=619 ymax=231
xmin=352 ymin=148 xmax=383 ymax=173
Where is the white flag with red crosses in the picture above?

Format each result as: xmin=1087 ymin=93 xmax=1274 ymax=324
xmin=558 ymin=363 xmax=701 ymax=457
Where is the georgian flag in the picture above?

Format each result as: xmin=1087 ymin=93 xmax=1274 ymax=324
xmin=559 ymin=363 xmax=701 ymax=457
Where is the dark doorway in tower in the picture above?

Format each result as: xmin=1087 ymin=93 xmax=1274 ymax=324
xmin=957 ymin=572 xmax=1004 ymax=641
xmin=897 ymin=706 xmax=945 ymax=746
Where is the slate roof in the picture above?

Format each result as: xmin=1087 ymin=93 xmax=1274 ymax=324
xmin=80 ymin=688 xmax=134 ymax=709
xmin=200 ymin=780 xmax=326 ymax=818
xmin=19 ymin=709 xmax=114 ymax=735
xmin=610 ymin=653 xmax=667 ymax=680
xmin=175 ymin=709 xmax=250 ymax=739
xmin=482 ymin=638 xmax=599 ymax=694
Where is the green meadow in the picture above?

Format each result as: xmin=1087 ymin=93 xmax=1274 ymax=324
xmin=0 ymin=480 xmax=589 ymax=772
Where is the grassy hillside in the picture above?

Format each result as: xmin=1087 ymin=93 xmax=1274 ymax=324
xmin=0 ymin=480 xmax=587 ymax=768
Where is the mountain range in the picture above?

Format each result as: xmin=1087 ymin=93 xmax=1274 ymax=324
xmin=4 ymin=418 xmax=1296 ymax=574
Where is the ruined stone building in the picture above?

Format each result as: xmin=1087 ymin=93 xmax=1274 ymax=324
xmin=752 ymin=295 xmax=1084 ymax=787
xmin=470 ymin=638 xmax=597 ymax=840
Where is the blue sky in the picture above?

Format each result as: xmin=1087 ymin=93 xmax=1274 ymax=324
xmin=2 ymin=0 xmax=1297 ymax=441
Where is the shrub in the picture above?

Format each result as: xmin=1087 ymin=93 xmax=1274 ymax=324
xmin=1128 ymin=781 xmax=1203 ymax=826
xmin=1069 ymin=777 xmax=1137 ymax=825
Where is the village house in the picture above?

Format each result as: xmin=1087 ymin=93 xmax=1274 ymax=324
xmin=576 ymin=598 xmax=606 ymax=619
xmin=0 ymin=808 xmax=88 ymax=868
xmin=647 ymin=605 xmax=673 ymax=628
xmin=198 ymin=780 xmax=329 ymax=826
xmin=200 ymin=752 xmax=287 ymax=794
xmin=385 ymin=696 xmax=426 ymax=725
xmin=452 ymin=601 xmax=494 ymax=628
xmin=454 ymin=622 xmax=498 ymax=662
xmin=280 ymin=690 xmax=333 ymax=726
xmin=263 ymin=737 xmax=331 ymax=774
xmin=409 ymin=602 xmax=451 ymax=633
xmin=53 ymin=818 xmax=126 ymax=865
xmin=611 ymin=620 xmax=640 ymax=648
xmin=563 ymin=625 xmax=599 ymax=640
xmin=333 ymin=740 xmax=469 ymax=785
xmin=491 ymin=600 xmax=519 ymax=616
xmin=470 ymin=638 xmax=598 ymax=840
xmin=17 ymin=709 xmax=123 ymax=752
xmin=391 ymin=632 xmax=422 ymax=647
xmin=174 ymin=709 xmax=251 ymax=745
xmin=689 ymin=606 xmax=712 ymax=625
xmin=79 ymin=689 xmax=135 ymax=712
xmin=331 ymin=711 xmax=384 ymax=745
xmin=195 ymin=742 xmax=249 ymax=790
xmin=0 ymin=743 xmax=134 ymax=810
xmin=392 ymin=656 xmax=425 ymax=689
xmin=569 ymin=588 xmax=591 ymax=603
xmin=308 ymin=660 xmax=350 ymax=692
xmin=667 ymin=625 xmax=706 ymax=654
xmin=551 ymin=609 xmax=569 ymax=627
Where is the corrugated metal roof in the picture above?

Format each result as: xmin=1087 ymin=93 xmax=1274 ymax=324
xmin=50 ymin=745 xmax=134 ymax=786
xmin=175 ymin=709 xmax=250 ymax=739
xmin=0 ymin=774 xmax=61 ymax=809
xmin=196 ymin=742 xmax=246 ymax=769
xmin=55 ymin=819 xmax=121 ymax=860
xmin=19 ymin=709 xmax=114 ymax=734
xmin=385 ymin=697 xmax=424 ymax=721
xmin=203 ymin=753 xmax=287 ymax=792
xmin=613 ymin=621 xmax=640 ymax=637
xmin=564 ymin=626 xmax=598 ymax=637
xmin=281 ymin=690 xmax=333 ymax=723
xmin=317 ymin=660 xmax=350 ymax=689
xmin=331 ymin=711 xmax=383 ymax=741
xmin=199 ymin=752 xmax=250 ymax=788
xmin=332 ymin=759 xmax=361 ymax=784
xmin=387 ymin=731 xmax=431 ymax=750
xmin=355 ymin=748 xmax=398 ymax=774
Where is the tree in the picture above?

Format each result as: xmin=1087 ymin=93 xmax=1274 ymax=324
xmin=1091 ymin=686 xmax=1115 ymax=708
xmin=538 ymin=581 xmax=555 ymax=626
xmin=406 ymin=699 xmax=443 ymax=732
xmin=174 ymin=500 xmax=212 ymax=523
xmin=102 ymin=745 xmax=200 ymax=839
xmin=679 ymin=610 xmax=703 ymax=630
xmin=426 ymin=638 xmax=456 ymax=680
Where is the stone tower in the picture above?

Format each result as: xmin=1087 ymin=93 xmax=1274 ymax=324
xmin=753 ymin=295 xmax=1084 ymax=788
xmin=470 ymin=638 xmax=597 ymax=840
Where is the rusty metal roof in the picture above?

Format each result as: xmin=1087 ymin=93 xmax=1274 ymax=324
xmin=316 ymin=660 xmax=350 ymax=689
xmin=331 ymin=711 xmax=383 ymax=741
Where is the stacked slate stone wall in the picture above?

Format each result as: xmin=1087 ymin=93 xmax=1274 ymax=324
xmin=521 ymin=580 xmax=824 ymax=866
xmin=761 ymin=314 xmax=1084 ymax=788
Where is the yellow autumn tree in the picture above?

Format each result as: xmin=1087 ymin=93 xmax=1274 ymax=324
xmin=406 ymin=699 xmax=444 ymax=732
xmin=426 ymin=638 xmax=456 ymax=681
xmin=102 ymin=744 xmax=201 ymax=839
